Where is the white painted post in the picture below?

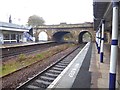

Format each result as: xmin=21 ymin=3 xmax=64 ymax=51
xmin=96 ymin=31 xmax=98 ymax=50
xmin=96 ymin=31 xmax=99 ymax=52
xmin=98 ymin=28 xmax=101 ymax=54
xmin=100 ymin=19 xmax=105 ymax=63
xmin=109 ymin=1 xmax=119 ymax=89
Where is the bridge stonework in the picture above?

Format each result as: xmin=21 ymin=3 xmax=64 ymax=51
xmin=33 ymin=23 xmax=95 ymax=43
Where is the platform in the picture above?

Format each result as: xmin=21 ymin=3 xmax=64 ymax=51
xmin=47 ymin=42 xmax=120 ymax=89
xmin=0 ymin=41 xmax=53 ymax=48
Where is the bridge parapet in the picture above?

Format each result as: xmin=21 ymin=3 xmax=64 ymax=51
xmin=36 ymin=22 xmax=93 ymax=29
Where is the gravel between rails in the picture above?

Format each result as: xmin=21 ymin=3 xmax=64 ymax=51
xmin=1 ymin=45 xmax=83 ymax=89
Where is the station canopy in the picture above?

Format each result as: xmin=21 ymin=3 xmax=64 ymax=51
xmin=93 ymin=2 xmax=110 ymax=31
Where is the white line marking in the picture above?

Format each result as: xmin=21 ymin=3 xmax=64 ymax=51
xmin=69 ymin=63 xmax=79 ymax=77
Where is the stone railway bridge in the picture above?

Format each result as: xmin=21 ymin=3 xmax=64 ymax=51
xmin=33 ymin=23 xmax=95 ymax=43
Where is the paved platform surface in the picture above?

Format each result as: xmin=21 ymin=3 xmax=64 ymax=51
xmin=90 ymin=43 xmax=120 ymax=88
xmin=90 ymin=43 xmax=110 ymax=88
xmin=47 ymin=42 xmax=120 ymax=89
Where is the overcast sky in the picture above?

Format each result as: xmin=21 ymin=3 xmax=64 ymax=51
xmin=0 ymin=0 xmax=93 ymax=25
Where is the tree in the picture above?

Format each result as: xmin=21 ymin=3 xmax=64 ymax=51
xmin=27 ymin=15 xmax=45 ymax=27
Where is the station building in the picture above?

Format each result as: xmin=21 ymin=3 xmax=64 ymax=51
xmin=0 ymin=21 xmax=32 ymax=44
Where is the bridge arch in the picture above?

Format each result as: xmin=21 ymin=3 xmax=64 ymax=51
xmin=78 ymin=31 xmax=92 ymax=43
xmin=38 ymin=31 xmax=48 ymax=41
xmin=52 ymin=31 xmax=73 ymax=43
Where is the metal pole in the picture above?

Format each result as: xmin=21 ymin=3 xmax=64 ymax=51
xmin=100 ymin=19 xmax=105 ymax=63
xmin=109 ymin=1 xmax=119 ymax=89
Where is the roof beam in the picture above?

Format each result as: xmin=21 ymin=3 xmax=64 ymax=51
xmin=103 ymin=2 xmax=112 ymax=19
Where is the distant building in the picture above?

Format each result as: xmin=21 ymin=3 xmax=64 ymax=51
xmin=60 ymin=22 xmax=67 ymax=25
xmin=0 ymin=21 xmax=33 ymax=44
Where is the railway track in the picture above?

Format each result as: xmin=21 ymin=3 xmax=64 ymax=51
xmin=16 ymin=44 xmax=85 ymax=90
xmin=1 ymin=42 xmax=61 ymax=60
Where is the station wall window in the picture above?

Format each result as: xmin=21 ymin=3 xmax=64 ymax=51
xmin=3 ymin=34 xmax=9 ymax=40
xmin=19 ymin=35 xmax=22 ymax=39
xmin=11 ymin=34 xmax=16 ymax=40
